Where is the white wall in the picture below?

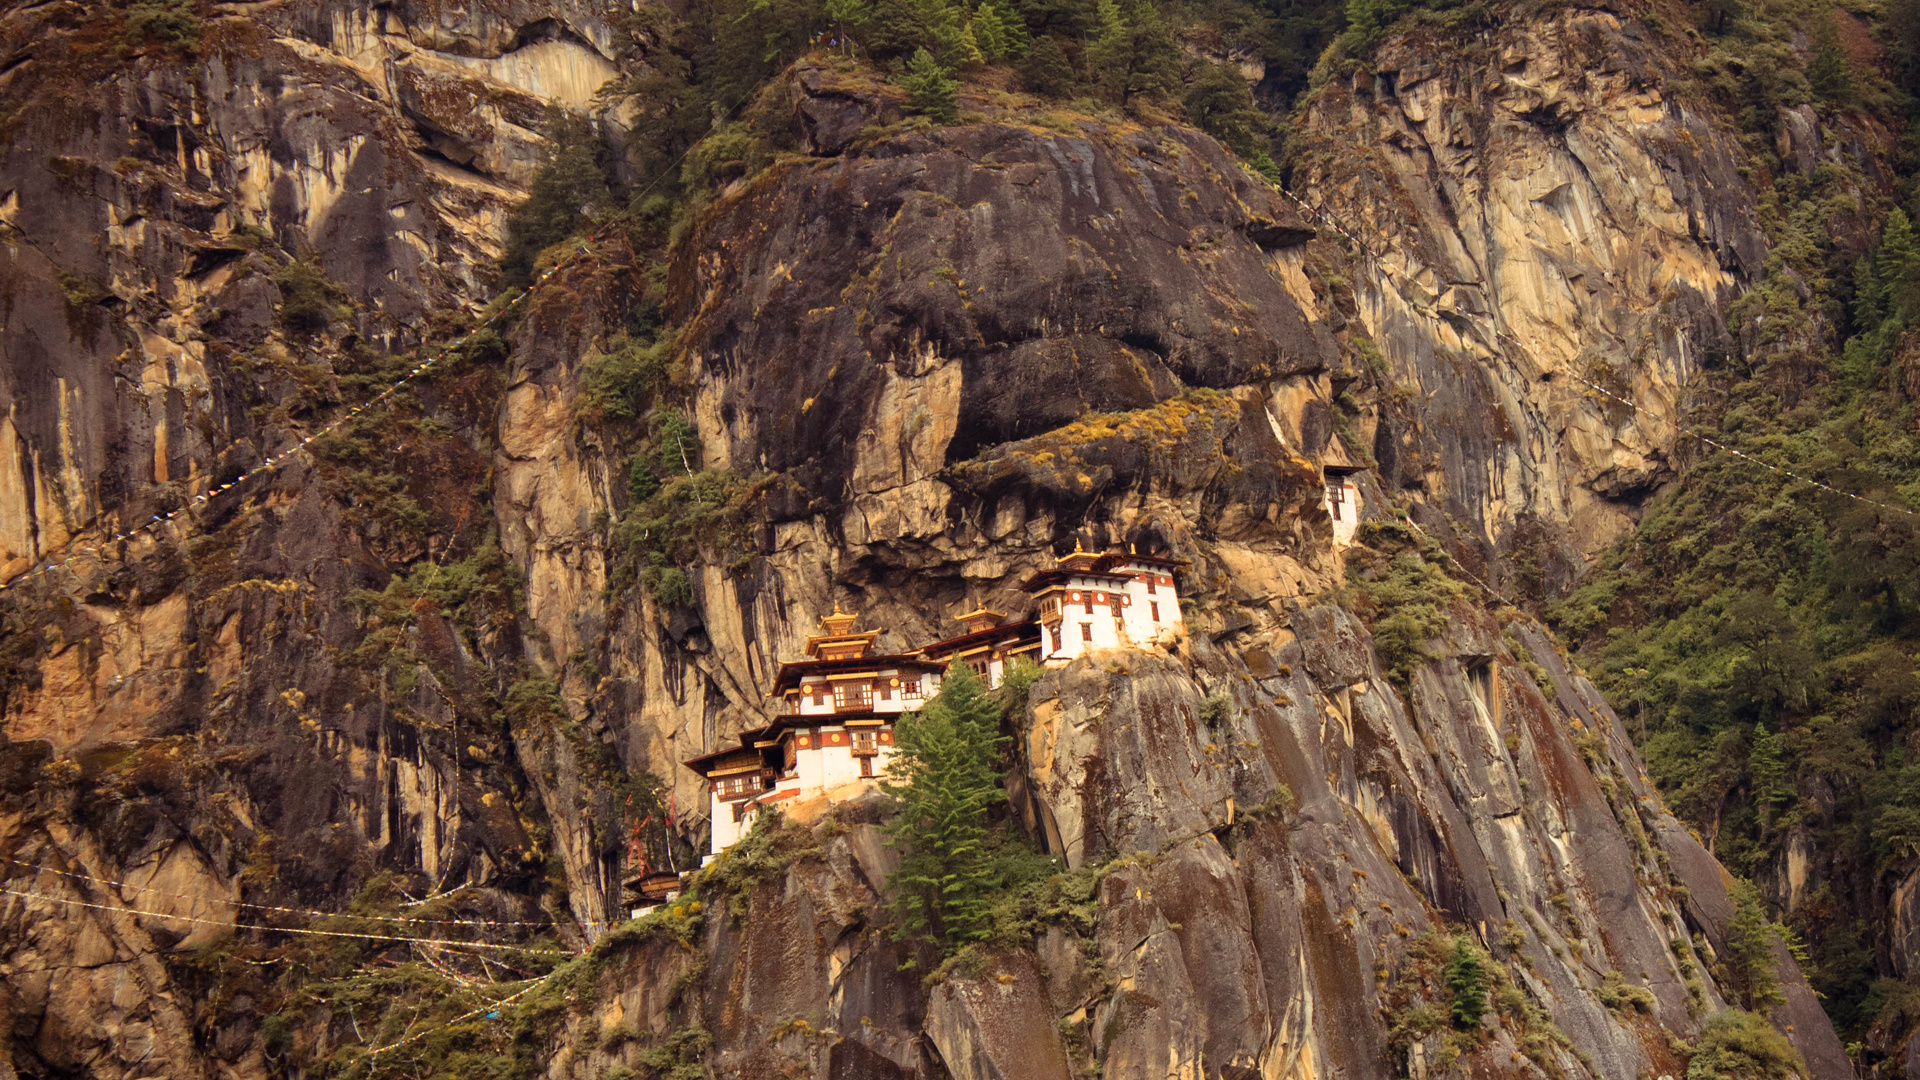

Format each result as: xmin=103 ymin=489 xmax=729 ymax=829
xmin=1118 ymin=563 xmax=1180 ymax=644
xmin=707 ymin=792 xmax=752 ymax=857
xmin=1040 ymin=576 xmax=1128 ymax=662
xmin=1324 ymin=477 xmax=1361 ymax=545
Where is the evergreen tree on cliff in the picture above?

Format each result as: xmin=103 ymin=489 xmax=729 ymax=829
xmin=881 ymin=661 xmax=1006 ymax=952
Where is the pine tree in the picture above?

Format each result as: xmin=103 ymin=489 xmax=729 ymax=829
xmin=1182 ymin=60 xmax=1269 ymax=157
xmin=900 ymin=47 xmax=961 ymax=123
xmin=827 ymin=0 xmax=875 ymax=29
xmin=1086 ymin=0 xmax=1177 ymax=106
xmin=881 ymin=662 xmax=1008 ymax=952
xmin=865 ymin=0 xmax=967 ymax=60
xmin=1878 ymin=209 xmax=1920 ymax=319
xmin=1342 ymin=0 xmax=1411 ymax=56
xmin=1724 ymin=879 xmax=1785 ymax=1011
xmin=501 ymin=114 xmax=613 ymax=287
xmin=652 ymin=409 xmax=701 ymax=478
xmin=1019 ymin=33 xmax=1076 ymax=96
xmin=1748 ymin=722 xmax=1791 ymax=828
xmin=1809 ymin=14 xmax=1854 ymax=104
xmin=956 ymin=20 xmax=987 ymax=65
xmin=1443 ymin=935 xmax=1490 ymax=1027
xmin=968 ymin=0 xmax=1031 ymax=62
xmin=1853 ymin=253 xmax=1883 ymax=329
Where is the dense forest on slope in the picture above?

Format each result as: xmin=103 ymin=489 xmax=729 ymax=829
xmin=1535 ymin=0 xmax=1920 ymax=1056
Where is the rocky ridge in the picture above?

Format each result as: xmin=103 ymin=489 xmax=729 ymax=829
xmin=0 ymin=1 xmax=1862 ymax=1078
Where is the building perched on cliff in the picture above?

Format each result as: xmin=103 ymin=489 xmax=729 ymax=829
xmin=685 ymin=543 xmax=1184 ymax=857
xmin=1323 ymin=465 xmax=1364 ymax=546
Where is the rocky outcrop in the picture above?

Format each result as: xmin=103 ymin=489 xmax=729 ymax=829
xmin=1293 ymin=7 xmax=1769 ymax=591
xmin=536 ymin=596 xmax=1847 ymax=1080
xmin=0 ymin=4 xmax=1864 ymax=1079
xmin=0 ymin=2 xmax=629 ymax=1075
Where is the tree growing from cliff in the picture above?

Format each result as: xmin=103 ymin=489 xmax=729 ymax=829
xmin=501 ymin=114 xmax=614 ymax=287
xmin=1443 ymin=934 xmax=1490 ymax=1027
xmin=882 ymin=661 xmax=1007 ymax=952
xmin=900 ymin=48 xmax=961 ymax=123
xmin=1808 ymin=13 xmax=1855 ymax=104
xmin=1724 ymin=879 xmax=1786 ymax=1011
xmin=1685 ymin=1009 xmax=1805 ymax=1080
xmin=1182 ymin=60 xmax=1272 ymax=159
xmin=1086 ymin=0 xmax=1178 ymax=105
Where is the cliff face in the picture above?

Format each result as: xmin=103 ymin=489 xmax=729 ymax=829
xmin=0 ymin=2 xmax=1860 ymax=1079
xmin=540 ymin=615 xmax=1850 ymax=1080
xmin=0 ymin=3 xmax=629 ymax=1077
xmin=1291 ymin=8 xmax=1773 ymax=595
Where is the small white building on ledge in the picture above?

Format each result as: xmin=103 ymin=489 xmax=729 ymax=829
xmin=685 ymin=542 xmax=1187 ymax=858
xmin=1323 ymin=465 xmax=1364 ymax=546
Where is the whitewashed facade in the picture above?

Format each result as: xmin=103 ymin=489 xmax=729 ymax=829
xmin=687 ymin=545 xmax=1185 ymax=858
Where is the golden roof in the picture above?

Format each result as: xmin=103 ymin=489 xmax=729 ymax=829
xmin=818 ymin=601 xmax=859 ymax=636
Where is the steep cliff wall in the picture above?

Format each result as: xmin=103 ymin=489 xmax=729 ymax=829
xmin=534 ymin=605 xmax=1848 ymax=1080
xmin=0 ymin=3 xmax=630 ymax=1076
xmin=0 ymin=2 xmax=1862 ymax=1079
xmin=1292 ymin=7 xmax=1771 ymax=595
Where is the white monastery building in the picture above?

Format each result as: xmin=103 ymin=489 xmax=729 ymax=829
xmin=1323 ymin=465 xmax=1364 ymax=546
xmin=685 ymin=542 xmax=1185 ymax=857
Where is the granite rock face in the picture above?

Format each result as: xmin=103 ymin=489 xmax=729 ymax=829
xmin=0 ymin=2 xmax=1859 ymax=1078
xmin=538 ymin=611 xmax=1847 ymax=1080
xmin=1292 ymin=8 xmax=1770 ymax=591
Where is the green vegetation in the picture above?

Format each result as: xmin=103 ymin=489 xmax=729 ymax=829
xmin=901 ymin=47 xmax=961 ymax=122
xmin=1383 ymin=930 xmax=1571 ymax=1075
xmin=501 ymin=114 xmax=615 ymax=287
xmin=606 ymin=0 xmax=1329 ymax=212
xmin=1441 ymin=932 xmax=1488 ymax=1026
xmin=580 ymin=327 xmax=676 ymax=424
xmin=698 ymin=810 xmax=824 ymax=919
xmin=124 ymin=0 xmax=201 ymax=53
xmin=1545 ymin=0 xmax=1920 ymax=1045
xmin=1086 ymin=0 xmax=1179 ymax=106
xmin=1686 ymin=1009 xmax=1807 ymax=1080
xmin=1721 ymin=879 xmax=1786 ymax=1012
xmin=1341 ymin=520 xmax=1470 ymax=688
xmin=882 ymin=661 xmax=1011 ymax=952
xmin=272 ymin=259 xmax=350 ymax=336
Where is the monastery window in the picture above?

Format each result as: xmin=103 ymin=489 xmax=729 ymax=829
xmin=716 ymin=775 xmax=758 ymax=799
xmin=783 ymin=740 xmax=797 ymax=772
xmin=1150 ymin=601 xmax=1160 ymax=623
xmin=1081 ymin=623 xmax=1093 ymax=643
xmin=879 ymin=683 xmax=892 ymax=701
xmin=969 ymin=658 xmax=989 ymax=677
xmin=1146 ymin=578 xmax=1156 ymax=594
xmin=902 ymin=678 xmax=923 ymax=700
xmin=1326 ymin=478 xmax=1346 ymax=521
xmin=1085 ymin=596 xmax=1094 ymax=614
xmin=1050 ymin=625 xmax=1062 ymax=651
xmin=852 ymin=730 xmax=878 ymax=756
